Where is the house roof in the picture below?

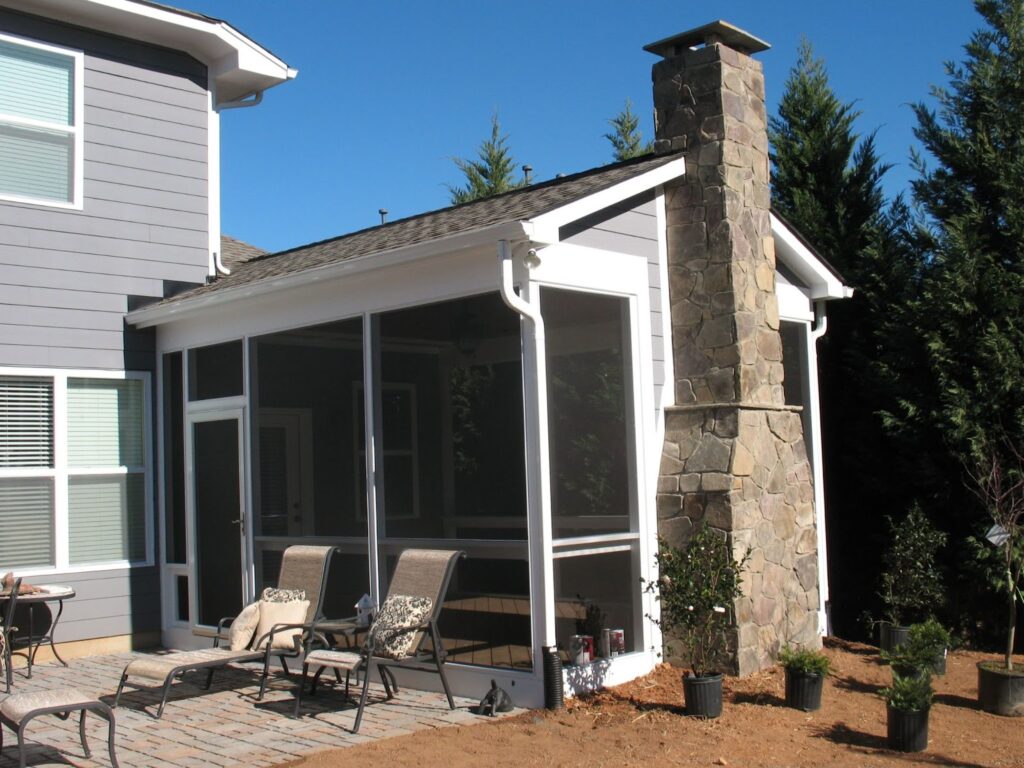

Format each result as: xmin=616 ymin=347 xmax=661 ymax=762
xmin=129 ymin=152 xmax=684 ymax=325
xmin=220 ymin=235 xmax=266 ymax=270
xmin=0 ymin=0 xmax=295 ymax=102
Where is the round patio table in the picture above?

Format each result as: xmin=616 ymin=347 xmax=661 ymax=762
xmin=1 ymin=585 xmax=76 ymax=678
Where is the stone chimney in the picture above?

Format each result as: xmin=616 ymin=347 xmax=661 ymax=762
xmin=648 ymin=21 xmax=820 ymax=674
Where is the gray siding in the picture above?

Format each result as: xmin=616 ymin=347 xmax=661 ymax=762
xmin=18 ymin=566 xmax=161 ymax=642
xmin=0 ymin=8 xmax=210 ymax=373
xmin=559 ymin=192 xmax=666 ymax=405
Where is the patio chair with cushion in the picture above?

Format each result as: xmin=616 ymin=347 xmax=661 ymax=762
xmin=114 ymin=545 xmax=335 ymax=718
xmin=293 ymin=548 xmax=465 ymax=733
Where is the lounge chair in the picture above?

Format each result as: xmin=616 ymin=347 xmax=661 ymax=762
xmin=293 ymin=548 xmax=465 ymax=733
xmin=114 ymin=545 xmax=335 ymax=718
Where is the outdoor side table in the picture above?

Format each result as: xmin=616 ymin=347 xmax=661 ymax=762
xmin=2 ymin=585 xmax=76 ymax=678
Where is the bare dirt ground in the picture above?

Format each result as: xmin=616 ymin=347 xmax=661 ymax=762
xmin=288 ymin=638 xmax=1023 ymax=768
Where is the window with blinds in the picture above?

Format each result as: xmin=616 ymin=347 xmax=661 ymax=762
xmin=0 ymin=376 xmax=53 ymax=468
xmin=0 ymin=34 xmax=79 ymax=205
xmin=0 ymin=372 xmax=150 ymax=572
xmin=67 ymin=378 xmax=146 ymax=565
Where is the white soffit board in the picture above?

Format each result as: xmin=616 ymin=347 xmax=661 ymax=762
xmin=0 ymin=0 xmax=295 ymax=101
xmin=770 ymin=213 xmax=852 ymax=300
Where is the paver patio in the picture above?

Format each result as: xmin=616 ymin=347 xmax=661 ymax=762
xmin=0 ymin=652 xmax=491 ymax=767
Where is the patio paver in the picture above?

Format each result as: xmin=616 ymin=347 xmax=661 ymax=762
xmin=0 ymin=651 xmax=499 ymax=767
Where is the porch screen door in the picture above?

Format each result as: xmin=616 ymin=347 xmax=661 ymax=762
xmin=191 ymin=412 xmax=246 ymax=626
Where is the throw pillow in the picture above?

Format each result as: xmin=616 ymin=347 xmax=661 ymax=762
xmin=228 ymin=600 xmax=261 ymax=651
xmin=369 ymin=594 xmax=433 ymax=660
xmin=254 ymin=599 xmax=309 ymax=650
xmin=261 ymin=587 xmax=306 ymax=603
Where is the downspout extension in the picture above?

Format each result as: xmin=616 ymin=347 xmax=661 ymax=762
xmin=810 ymin=299 xmax=827 ymax=341
xmin=498 ymin=240 xmax=562 ymax=707
xmin=217 ymin=90 xmax=264 ymax=110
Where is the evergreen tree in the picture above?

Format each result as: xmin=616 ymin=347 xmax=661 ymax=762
xmin=769 ymin=39 xmax=909 ymax=639
xmin=769 ymin=39 xmax=890 ymax=276
xmin=448 ymin=114 xmax=527 ymax=204
xmin=605 ymin=99 xmax=652 ymax=161
xmin=892 ymin=0 xmax=1024 ymax=644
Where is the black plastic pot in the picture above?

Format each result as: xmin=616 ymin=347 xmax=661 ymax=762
xmin=879 ymin=622 xmax=911 ymax=653
xmin=886 ymin=704 xmax=929 ymax=752
xmin=977 ymin=661 xmax=1024 ymax=716
xmin=683 ymin=673 xmax=723 ymax=719
xmin=784 ymin=668 xmax=824 ymax=711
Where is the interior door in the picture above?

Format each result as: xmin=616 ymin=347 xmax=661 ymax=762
xmin=190 ymin=411 xmax=246 ymax=627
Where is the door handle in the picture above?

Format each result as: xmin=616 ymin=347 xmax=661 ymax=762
xmin=230 ymin=518 xmax=243 ymax=524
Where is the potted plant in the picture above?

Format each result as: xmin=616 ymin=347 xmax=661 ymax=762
xmin=778 ymin=646 xmax=830 ymax=711
xmin=881 ymin=673 xmax=933 ymax=752
xmin=882 ymin=619 xmax=951 ymax=678
xmin=643 ymin=523 xmax=747 ymax=718
xmin=877 ymin=506 xmax=946 ymax=652
xmin=968 ymin=446 xmax=1024 ymax=716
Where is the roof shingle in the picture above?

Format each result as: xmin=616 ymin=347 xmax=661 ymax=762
xmin=168 ymin=152 xmax=682 ymax=306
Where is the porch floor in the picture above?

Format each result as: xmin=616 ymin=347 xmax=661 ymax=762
xmin=0 ymin=651 xmax=495 ymax=767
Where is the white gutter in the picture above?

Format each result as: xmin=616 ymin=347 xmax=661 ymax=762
xmin=128 ymin=220 xmax=533 ymax=327
xmin=497 ymin=240 xmax=557 ymax=658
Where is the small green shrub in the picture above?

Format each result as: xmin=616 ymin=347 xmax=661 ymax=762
xmin=880 ymin=673 xmax=933 ymax=713
xmin=881 ymin=618 xmax=950 ymax=673
xmin=879 ymin=505 xmax=947 ymax=626
xmin=778 ymin=646 xmax=831 ymax=676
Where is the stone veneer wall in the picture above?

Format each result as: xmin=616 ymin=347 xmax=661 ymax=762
xmin=651 ymin=36 xmax=820 ymax=674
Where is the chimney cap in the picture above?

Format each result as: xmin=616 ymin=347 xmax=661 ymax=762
xmin=644 ymin=20 xmax=770 ymax=58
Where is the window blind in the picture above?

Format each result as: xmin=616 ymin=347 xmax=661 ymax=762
xmin=68 ymin=473 xmax=145 ymax=564
xmin=0 ymin=124 xmax=72 ymax=202
xmin=0 ymin=477 xmax=54 ymax=568
xmin=0 ymin=39 xmax=73 ymax=125
xmin=0 ymin=376 xmax=53 ymax=468
xmin=68 ymin=378 xmax=144 ymax=467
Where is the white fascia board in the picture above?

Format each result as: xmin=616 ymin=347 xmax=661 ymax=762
xmin=770 ymin=213 xmax=853 ymax=300
xmin=0 ymin=0 xmax=293 ymax=101
xmin=127 ymin=220 xmax=533 ymax=328
xmin=527 ymin=157 xmax=687 ymax=244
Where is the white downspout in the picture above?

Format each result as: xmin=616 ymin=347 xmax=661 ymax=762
xmin=807 ymin=299 xmax=830 ymax=635
xmin=498 ymin=240 xmax=557 ymax=668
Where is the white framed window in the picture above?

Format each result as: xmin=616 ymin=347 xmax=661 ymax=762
xmin=0 ymin=368 xmax=152 ymax=574
xmin=0 ymin=32 xmax=84 ymax=209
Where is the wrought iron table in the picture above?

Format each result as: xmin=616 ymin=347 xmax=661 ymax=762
xmin=1 ymin=585 xmax=76 ymax=678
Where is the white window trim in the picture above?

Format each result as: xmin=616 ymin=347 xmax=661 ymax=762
xmin=0 ymin=366 xmax=154 ymax=576
xmin=354 ymin=381 xmax=420 ymax=521
xmin=0 ymin=31 xmax=84 ymax=211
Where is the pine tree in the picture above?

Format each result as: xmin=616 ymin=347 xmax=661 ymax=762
xmin=769 ymin=39 xmax=890 ymax=276
xmin=605 ymin=99 xmax=652 ymax=161
xmin=769 ymin=39 xmax=909 ymax=639
xmin=908 ymin=0 xmax=1024 ymax=459
xmin=448 ymin=114 xmax=527 ymax=204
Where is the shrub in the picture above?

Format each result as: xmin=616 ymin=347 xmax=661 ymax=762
xmin=778 ymin=646 xmax=831 ymax=676
xmin=880 ymin=672 xmax=933 ymax=713
xmin=882 ymin=618 xmax=950 ymax=676
xmin=879 ymin=505 xmax=946 ymax=626
xmin=642 ymin=523 xmax=748 ymax=677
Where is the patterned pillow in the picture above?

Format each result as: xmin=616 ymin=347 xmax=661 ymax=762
xmin=228 ymin=601 xmax=261 ymax=651
xmin=262 ymin=587 xmax=306 ymax=603
xmin=368 ymin=594 xmax=433 ymax=660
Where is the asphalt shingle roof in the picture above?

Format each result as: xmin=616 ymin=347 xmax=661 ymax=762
xmin=219 ymin=235 xmax=267 ymax=269
xmin=164 ymin=152 xmax=682 ymax=307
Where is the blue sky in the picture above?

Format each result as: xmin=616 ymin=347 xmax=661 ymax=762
xmin=193 ymin=1 xmax=981 ymax=253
